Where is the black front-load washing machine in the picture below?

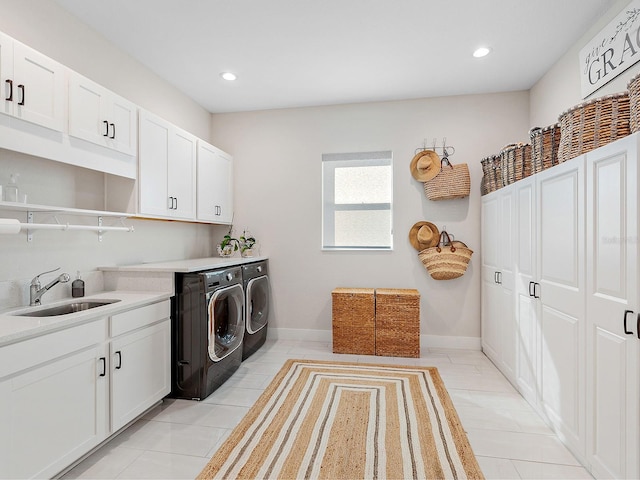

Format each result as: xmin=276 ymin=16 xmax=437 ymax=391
xmin=172 ymin=266 xmax=244 ymax=400
xmin=241 ymin=260 xmax=270 ymax=360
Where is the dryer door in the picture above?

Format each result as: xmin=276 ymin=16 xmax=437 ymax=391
xmin=246 ymin=275 xmax=270 ymax=334
xmin=207 ymin=284 xmax=244 ymax=362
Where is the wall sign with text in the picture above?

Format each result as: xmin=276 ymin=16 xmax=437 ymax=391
xmin=580 ymin=0 xmax=640 ymax=98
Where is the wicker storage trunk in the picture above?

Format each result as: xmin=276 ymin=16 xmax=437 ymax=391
xmin=530 ymin=124 xmax=561 ymax=173
xmin=331 ymin=288 xmax=375 ymax=355
xmin=557 ymin=92 xmax=630 ymax=162
xmin=375 ymin=288 xmax=420 ymax=358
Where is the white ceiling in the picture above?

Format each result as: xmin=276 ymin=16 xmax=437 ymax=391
xmin=54 ymin=0 xmax=614 ymax=114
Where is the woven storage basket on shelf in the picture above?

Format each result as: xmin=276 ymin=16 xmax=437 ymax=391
xmin=530 ymin=124 xmax=561 ymax=173
xmin=418 ymin=232 xmax=473 ymax=280
xmin=628 ymin=72 xmax=640 ymax=133
xmin=500 ymin=143 xmax=532 ymax=186
xmin=331 ymin=288 xmax=375 ymax=355
xmin=557 ymin=92 xmax=630 ymax=162
xmin=375 ymin=288 xmax=420 ymax=358
xmin=480 ymin=154 xmax=502 ymax=194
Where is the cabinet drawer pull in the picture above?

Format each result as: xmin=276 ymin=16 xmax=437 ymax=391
xmin=623 ymin=310 xmax=634 ymax=335
xmin=115 ymin=351 xmax=122 ymax=370
xmin=17 ymin=84 xmax=24 ymax=106
xmin=99 ymin=357 xmax=106 ymax=377
xmin=5 ymin=79 xmax=12 ymax=101
xmin=109 ymin=122 xmax=116 ymax=139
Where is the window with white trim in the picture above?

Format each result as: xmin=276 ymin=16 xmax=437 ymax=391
xmin=322 ymin=151 xmax=393 ymax=250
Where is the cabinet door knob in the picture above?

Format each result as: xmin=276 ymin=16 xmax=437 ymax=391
xmin=103 ymin=120 xmax=109 ymax=137
xmin=623 ymin=310 xmax=634 ymax=335
xmin=98 ymin=357 xmax=106 ymax=377
xmin=115 ymin=351 xmax=122 ymax=370
xmin=5 ymin=79 xmax=13 ymax=101
xmin=17 ymin=84 xmax=24 ymax=106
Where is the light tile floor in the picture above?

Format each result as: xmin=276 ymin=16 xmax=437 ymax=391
xmin=61 ymin=340 xmax=593 ymax=479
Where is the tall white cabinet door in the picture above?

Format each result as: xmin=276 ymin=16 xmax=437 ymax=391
xmin=139 ymin=110 xmax=170 ymax=217
xmin=585 ymin=136 xmax=639 ymax=479
xmin=197 ymin=141 xmax=234 ymax=224
xmin=537 ymin=157 xmax=586 ymax=459
xmin=111 ymin=319 xmax=171 ymax=432
xmin=11 ymin=41 xmax=65 ymax=132
xmin=168 ymin=129 xmax=196 ymax=220
xmin=481 ymin=192 xmax=501 ymax=362
xmin=498 ymin=189 xmax=517 ymax=383
xmin=515 ymin=176 xmax=538 ymax=407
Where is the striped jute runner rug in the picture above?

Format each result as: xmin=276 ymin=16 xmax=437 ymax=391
xmin=197 ymin=359 xmax=484 ymax=480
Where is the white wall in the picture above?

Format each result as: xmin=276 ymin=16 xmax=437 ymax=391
xmin=211 ymin=92 xmax=530 ymax=343
xmin=0 ymin=0 xmax=222 ymax=308
xmin=530 ymin=0 xmax=636 ymax=128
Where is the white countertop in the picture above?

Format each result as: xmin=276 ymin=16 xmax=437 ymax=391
xmin=0 ymin=290 xmax=171 ymax=347
xmin=98 ymin=255 xmax=268 ymax=273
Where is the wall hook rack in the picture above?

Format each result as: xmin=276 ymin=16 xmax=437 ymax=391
xmin=415 ymin=137 xmax=456 ymax=157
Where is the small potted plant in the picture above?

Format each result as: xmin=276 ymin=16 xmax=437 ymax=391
xmin=239 ymin=230 xmax=257 ymax=257
xmin=217 ymin=226 xmax=239 ymax=257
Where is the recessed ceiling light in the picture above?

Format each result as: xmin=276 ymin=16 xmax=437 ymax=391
xmin=473 ymin=47 xmax=492 ymax=58
xmin=220 ymin=72 xmax=237 ymax=81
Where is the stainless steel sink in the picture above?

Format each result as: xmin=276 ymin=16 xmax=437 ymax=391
xmin=16 ymin=299 xmax=121 ymax=317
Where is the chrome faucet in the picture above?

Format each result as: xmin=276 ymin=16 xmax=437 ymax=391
xmin=30 ymin=267 xmax=71 ymax=306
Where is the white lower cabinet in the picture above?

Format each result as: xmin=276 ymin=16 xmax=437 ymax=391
xmin=481 ymin=133 xmax=640 ymax=479
xmin=0 ymin=299 xmax=171 ymax=479
xmin=0 ymin=320 xmax=108 ymax=479
xmin=111 ymin=318 xmax=171 ymax=432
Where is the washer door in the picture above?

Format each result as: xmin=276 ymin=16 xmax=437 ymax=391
xmin=246 ymin=275 xmax=270 ymax=334
xmin=208 ymin=284 xmax=244 ymax=362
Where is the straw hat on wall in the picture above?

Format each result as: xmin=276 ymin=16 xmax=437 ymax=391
xmin=410 ymin=150 xmax=441 ymax=182
xmin=408 ymin=221 xmax=440 ymax=251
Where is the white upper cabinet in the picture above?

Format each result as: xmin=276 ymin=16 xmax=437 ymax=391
xmin=0 ymin=31 xmax=65 ymax=132
xmin=69 ymin=72 xmax=137 ymax=156
xmin=197 ymin=140 xmax=234 ymax=224
xmin=138 ymin=109 xmax=196 ymax=220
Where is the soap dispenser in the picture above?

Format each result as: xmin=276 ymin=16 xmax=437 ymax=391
xmin=4 ymin=174 xmax=19 ymax=202
xmin=72 ymin=271 xmax=85 ymax=298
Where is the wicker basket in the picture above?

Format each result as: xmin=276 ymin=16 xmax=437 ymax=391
xmin=628 ymin=71 xmax=640 ymax=133
xmin=557 ymin=92 xmax=630 ymax=162
xmin=500 ymin=143 xmax=532 ymax=186
xmin=480 ymin=154 xmax=502 ymax=195
xmin=375 ymin=288 xmax=420 ymax=358
xmin=418 ymin=231 xmax=473 ymax=280
xmin=530 ymin=124 xmax=561 ymax=173
xmin=423 ymin=158 xmax=470 ymax=200
xmin=331 ymin=288 xmax=375 ymax=355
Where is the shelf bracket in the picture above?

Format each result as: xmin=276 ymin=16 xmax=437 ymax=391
xmin=98 ymin=216 xmax=103 ymax=242
xmin=27 ymin=211 xmax=33 ymax=243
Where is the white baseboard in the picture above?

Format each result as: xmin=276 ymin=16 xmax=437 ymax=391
xmin=267 ymin=328 xmax=481 ymax=351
